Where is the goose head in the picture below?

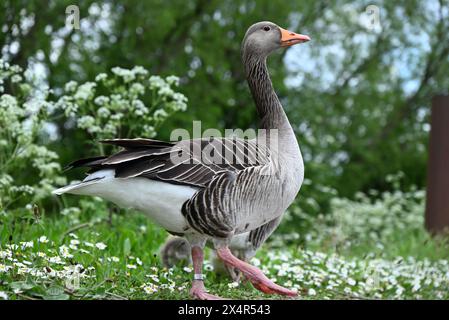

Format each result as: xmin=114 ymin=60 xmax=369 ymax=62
xmin=242 ymin=21 xmax=310 ymax=58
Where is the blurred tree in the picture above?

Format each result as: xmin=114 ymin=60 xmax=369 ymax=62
xmin=1 ymin=0 xmax=448 ymax=213
xmin=285 ymin=0 xmax=449 ymax=202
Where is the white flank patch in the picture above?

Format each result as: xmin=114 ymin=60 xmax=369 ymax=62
xmin=53 ymin=170 xmax=198 ymax=233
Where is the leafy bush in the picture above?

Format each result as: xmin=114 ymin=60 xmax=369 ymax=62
xmin=55 ymin=67 xmax=187 ymax=153
xmin=0 ymin=61 xmax=64 ymax=211
xmin=0 ymin=60 xmax=187 ymax=212
xmin=329 ymin=188 xmax=424 ymax=246
xmin=277 ymin=173 xmax=436 ymax=258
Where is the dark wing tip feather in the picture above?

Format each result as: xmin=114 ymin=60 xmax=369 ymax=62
xmin=99 ymin=138 xmax=175 ymax=149
xmin=64 ymin=156 xmax=107 ymax=171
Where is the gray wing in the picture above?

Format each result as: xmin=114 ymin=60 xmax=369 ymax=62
xmin=248 ymin=216 xmax=282 ymax=252
xmin=69 ymin=137 xmax=270 ymax=188
xmin=68 ymin=137 xmax=271 ymax=238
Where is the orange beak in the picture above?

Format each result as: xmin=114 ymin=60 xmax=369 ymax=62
xmin=280 ymin=27 xmax=311 ymax=47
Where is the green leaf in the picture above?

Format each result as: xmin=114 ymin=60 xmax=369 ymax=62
xmin=10 ymin=281 xmax=34 ymax=291
xmin=43 ymin=294 xmax=70 ymax=300
xmin=45 ymin=285 xmax=65 ymax=296
xmin=123 ymin=238 xmax=131 ymax=256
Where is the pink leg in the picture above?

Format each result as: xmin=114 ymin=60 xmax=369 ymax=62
xmin=216 ymin=246 xmax=297 ymax=297
xmin=189 ymin=246 xmax=223 ymax=300
xmin=225 ymin=250 xmax=246 ymax=283
xmin=225 ymin=264 xmax=242 ymax=283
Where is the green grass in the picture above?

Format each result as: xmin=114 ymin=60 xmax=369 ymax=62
xmin=1 ymin=196 xmax=449 ymax=300
xmin=0 ymin=200 xmax=270 ymax=300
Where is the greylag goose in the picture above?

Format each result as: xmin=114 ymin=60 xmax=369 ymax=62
xmin=53 ymin=21 xmax=309 ymax=299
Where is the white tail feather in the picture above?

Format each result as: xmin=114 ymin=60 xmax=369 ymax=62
xmin=52 ymin=170 xmax=115 ymax=195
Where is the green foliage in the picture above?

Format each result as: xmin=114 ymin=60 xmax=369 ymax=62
xmin=285 ymin=0 xmax=449 ymax=199
xmin=279 ymin=174 xmax=449 ymax=261
xmin=0 ymin=61 xmax=64 ymax=210
xmin=54 ymin=67 xmax=187 ymax=153
xmin=0 ymin=60 xmax=187 ymax=213
xmin=1 ymin=186 xmax=448 ymax=300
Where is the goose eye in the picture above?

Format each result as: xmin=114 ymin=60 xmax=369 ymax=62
xmin=263 ymin=26 xmax=271 ymax=32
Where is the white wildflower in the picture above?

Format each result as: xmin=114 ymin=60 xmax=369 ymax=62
xmin=132 ymin=99 xmax=148 ymax=116
xmin=38 ymin=236 xmax=49 ymax=243
xmin=0 ymin=264 xmax=11 ymax=273
xmin=130 ymin=83 xmax=145 ymax=96
xmin=97 ymin=106 xmax=111 ymax=118
xmin=94 ymin=96 xmax=110 ymax=107
xmin=77 ymin=115 xmax=96 ymax=129
xmin=20 ymin=241 xmax=34 ymax=249
xmin=412 ymin=279 xmax=421 ymax=292
xmin=95 ymin=73 xmax=107 ymax=82
xmin=131 ymin=65 xmax=148 ymax=76
xmin=158 ymin=85 xmax=174 ymax=97
xmin=166 ymin=75 xmax=180 ymax=86
xmin=112 ymin=67 xmax=135 ymax=83
xmin=11 ymin=74 xmax=22 ymax=83
xmin=251 ymin=258 xmax=261 ymax=267
xmin=61 ymin=208 xmax=81 ymax=216
xmin=153 ymin=109 xmax=168 ymax=120
xmin=149 ymin=75 xmax=165 ymax=89
xmin=148 ymin=274 xmax=159 ymax=283
xmin=95 ymin=242 xmax=107 ymax=250
xmin=65 ymin=81 xmax=78 ymax=93
xmin=59 ymin=245 xmax=73 ymax=258
xmin=143 ymin=283 xmax=158 ymax=294
xmin=74 ymin=82 xmax=96 ymax=101
xmin=395 ymin=286 xmax=404 ymax=296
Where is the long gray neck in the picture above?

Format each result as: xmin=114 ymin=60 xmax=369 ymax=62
xmin=243 ymin=53 xmax=291 ymax=132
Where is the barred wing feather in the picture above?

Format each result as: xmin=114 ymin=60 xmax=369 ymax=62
xmin=68 ymin=137 xmax=270 ymax=188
